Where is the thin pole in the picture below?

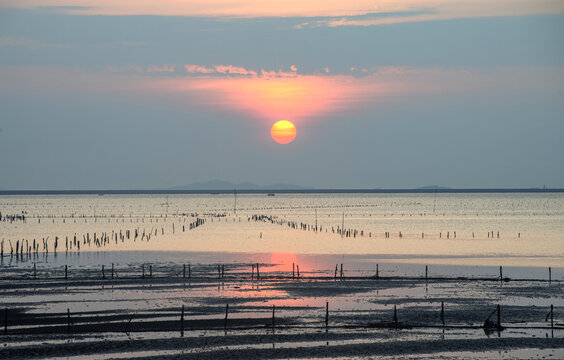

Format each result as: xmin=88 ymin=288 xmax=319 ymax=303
xmin=234 ymin=190 xmax=237 ymax=216
xmin=181 ymin=305 xmax=184 ymax=337
xmin=551 ymin=304 xmax=554 ymax=338
xmin=272 ymin=305 xmax=275 ymax=333
xmin=341 ymin=212 xmax=344 ymax=238
xmin=224 ymin=304 xmax=229 ymax=333
xmin=325 ymin=301 xmax=329 ymax=331
xmin=67 ymin=309 xmax=71 ymax=334
xmin=440 ymin=302 xmax=445 ymax=329
xmin=497 ymin=304 xmax=501 ymax=330
xmin=334 ymin=264 xmax=338 ymax=279
xmin=315 ymin=208 xmax=317 ymax=232
xmin=292 ymin=263 xmax=295 ymax=280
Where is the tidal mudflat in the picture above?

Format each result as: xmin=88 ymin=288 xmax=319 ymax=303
xmin=1 ymin=193 xmax=563 ymax=358
xmin=0 ymin=259 xmax=562 ymax=359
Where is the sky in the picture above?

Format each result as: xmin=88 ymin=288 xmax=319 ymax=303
xmin=1 ymin=1 xmax=563 ymax=190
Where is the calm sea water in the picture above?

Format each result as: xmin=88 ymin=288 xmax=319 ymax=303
xmin=1 ymin=193 xmax=563 ymax=277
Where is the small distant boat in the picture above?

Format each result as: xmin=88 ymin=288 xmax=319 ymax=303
xmin=267 ymin=193 xmax=275 ymax=196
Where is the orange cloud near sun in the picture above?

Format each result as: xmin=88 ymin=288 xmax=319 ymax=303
xmin=187 ymin=75 xmax=366 ymax=121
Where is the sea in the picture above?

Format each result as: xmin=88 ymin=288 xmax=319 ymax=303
xmin=1 ymin=192 xmax=563 ymax=279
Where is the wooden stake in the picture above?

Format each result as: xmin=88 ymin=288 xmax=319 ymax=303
xmin=497 ymin=304 xmax=501 ymax=330
xmin=334 ymin=264 xmax=338 ymax=279
xmin=325 ymin=301 xmax=329 ymax=331
xmin=67 ymin=309 xmax=71 ymax=334
xmin=551 ymin=304 xmax=554 ymax=338
xmin=393 ymin=305 xmax=398 ymax=329
xmin=440 ymin=302 xmax=445 ymax=329
xmin=181 ymin=305 xmax=184 ymax=337
xmin=272 ymin=305 xmax=275 ymax=333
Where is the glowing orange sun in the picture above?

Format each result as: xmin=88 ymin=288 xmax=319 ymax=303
xmin=271 ymin=120 xmax=297 ymax=144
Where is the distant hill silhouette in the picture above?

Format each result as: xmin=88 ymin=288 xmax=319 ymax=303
xmin=417 ymin=185 xmax=451 ymax=190
xmin=170 ymin=180 xmax=314 ymax=190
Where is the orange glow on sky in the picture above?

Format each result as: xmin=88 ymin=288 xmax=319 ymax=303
xmin=271 ymin=120 xmax=297 ymax=144
xmin=190 ymin=75 xmax=356 ymax=122
xmin=3 ymin=1 xmax=562 ymax=22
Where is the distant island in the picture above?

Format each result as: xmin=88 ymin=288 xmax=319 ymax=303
xmin=417 ymin=185 xmax=451 ymax=190
xmin=1 ymin=187 xmax=563 ymax=195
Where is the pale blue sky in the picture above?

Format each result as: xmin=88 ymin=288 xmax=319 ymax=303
xmin=1 ymin=4 xmax=563 ymax=189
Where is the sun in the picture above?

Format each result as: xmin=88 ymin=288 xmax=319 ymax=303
xmin=271 ymin=120 xmax=297 ymax=144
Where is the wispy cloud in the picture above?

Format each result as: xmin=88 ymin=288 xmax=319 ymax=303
xmin=183 ymin=64 xmax=214 ymax=74
xmin=184 ymin=64 xmax=298 ymax=78
xmin=313 ymin=1 xmax=564 ymax=27
xmin=2 ymin=0 xmax=563 ymax=25
xmin=215 ymin=65 xmax=257 ymax=76
xmin=147 ymin=64 xmax=176 ymax=73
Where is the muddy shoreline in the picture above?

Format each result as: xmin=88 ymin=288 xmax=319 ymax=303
xmin=1 ymin=261 xmax=562 ymax=359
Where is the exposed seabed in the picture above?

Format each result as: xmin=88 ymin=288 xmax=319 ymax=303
xmin=0 ymin=254 xmax=562 ymax=359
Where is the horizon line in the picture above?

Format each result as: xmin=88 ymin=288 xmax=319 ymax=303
xmin=1 ymin=188 xmax=563 ymax=195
